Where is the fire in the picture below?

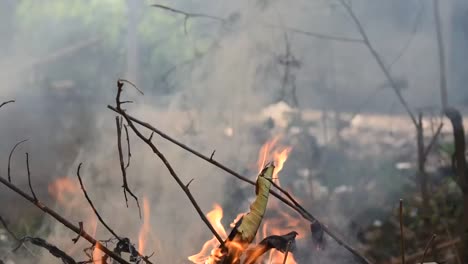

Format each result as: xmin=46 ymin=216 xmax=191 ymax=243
xmin=48 ymin=177 xmax=99 ymax=258
xmin=257 ymin=135 xmax=292 ymax=186
xmin=188 ymin=204 xmax=229 ymax=263
xmin=189 ymin=136 xmax=301 ymax=264
xmin=48 ymin=177 xmax=82 ymax=207
xmin=138 ymin=197 xmax=151 ymax=253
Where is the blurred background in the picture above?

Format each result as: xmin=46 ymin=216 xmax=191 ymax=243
xmin=0 ymin=0 xmax=467 ymax=263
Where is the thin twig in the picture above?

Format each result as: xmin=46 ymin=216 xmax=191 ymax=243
xmin=265 ymin=24 xmax=364 ymax=43
xmin=0 ymin=176 xmax=130 ymax=264
xmin=113 ymin=85 xmax=225 ymax=249
xmin=433 ymin=0 xmax=448 ymax=110
xmin=399 ymin=199 xmax=405 ymax=264
xmin=282 ymin=240 xmax=292 ymax=264
xmin=25 ymin=153 xmax=37 ymax=201
xmin=338 ymin=0 xmax=418 ymax=126
xmin=7 ymin=139 xmax=28 ymax=182
xmin=423 ymin=122 xmax=443 ymax=159
xmin=76 ymin=164 xmax=153 ymax=264
xmin=151 ymin=4 xmax=225 ymax=22
xmin=108 ymin=104 xmax=372 ymax=264
xmin=388 ymin=0 xmax=425 ymax=68
xmin=14 ymin=236 xmax=77 ymax=264
xmin=0 ymin=100 xmax=15 ymax=109
xmin=421 ymin=234 xmax=437 ymax=264
xmin=0 ymin=216 xmax=19 ymax=241
xmin=116 ymin=117 xmax=141 ymax=218
xmin=77 ymin=163 xmax=121 ymax=240
xmin=123 ymin=112 xmax=226 ymax=248
xmin=124 ymin=124 xmax=131 ymax=169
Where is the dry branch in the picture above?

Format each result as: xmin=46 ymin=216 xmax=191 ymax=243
xmin=7 ymin=139 xmax=27 ymax=183
xmin=338 ymin=0 xmax=417 ymax=126
xmin=14 ymin=237 xmax=77 ymax=264
xmin=25 ymin=153 xmax=37 ymax=201
xmin=116 ymin=116 xmax=141 ymax=217
xmin=108 ymin=99 xmax=372 ymax=264
xmin=0 ymin=176 xmax=130 ymax=264
xmin=0 ymin=100 xmax=15 ymax=109
xmin=421 ymin=234 xmax=437 ymax=264
xmin=113 ymin=81 xmax=226 ymax=248
xmin=266 ymin=24 xmax=364 ymax=43
xmin=151 ymin=4 xmax=225 ymax=35
xmin=399 ymin=199 xmax=405 ymax=264
xmin=76 ymin=163 xmax=153 ymax=264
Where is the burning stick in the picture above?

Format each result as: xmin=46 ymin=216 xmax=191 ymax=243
xmin=0 ymin=176 xmax=130 ymax=264
xmin=108 ymin=83 xmax=373 ymax=264
xmin=76 ymin=163 xmax=153 ymax=264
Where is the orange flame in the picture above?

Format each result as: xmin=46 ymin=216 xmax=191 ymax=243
xmin=188 ymin=204 xmax=229 ymax=263
xmin=48 ymin=177 xmax=99 ymax=257
xmin=257 ymin=136 xmax=292 ymax=186
xmin=138 ymin=197 xmax=151 ymax=253
xmin=189 ymin=136 xmax=298 ymax=264
xmin=93 ymin=243 xmax=103 ymax=264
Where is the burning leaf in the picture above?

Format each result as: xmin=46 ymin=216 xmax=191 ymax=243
xmin=243 ymin=231 xmax=298 ymax=264
xmin=237 ymin=163 xmax=275 ymax=243
xmin=310 ymin=221 xmax=326 ymax=251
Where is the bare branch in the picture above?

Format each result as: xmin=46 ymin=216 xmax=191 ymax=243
xmin=124 ymin=124 xmax=131 ymax=169
xmin=7 ymin=139 xmax=28 ymax=183
xmin=433 ymin=0 xmax=448 ymax=110
xmin=108 ymin=104 xmax=372 ymax=264
xmin=116 ymin=116 xmax=141 ymax=218
xmin=76 ymin=164 xmax=153 ymax=264
xmin=421 ymin=234 xmax=437 ymax=264
xmin=0 ymin=176 xmax=130 ymax=264
xmin=282 ymin=240 xmax=292 ymax=264
xmin=14 ymin=237 xmax=77 ymax=264
xmin=25 ymin=153 xmax=37 ymax=201
xmin=77 ymin=163 xmax=121 ymax=240
xmin=399 ymin=199 xmax=406 ymax=264
xmin=0 ymin=215 xmax=19 ymax=241
xmin=423 ymin=122 xmax=444 ymax=159
xmin=0 ymin=100 xmax=15 ymax=109
xmin=124 ymin=112 xmax=226 ymax=248
xmin=266 ymin=24 xmax=364 ymax=43
xmin=338 ymin=0 xmax=418 ymax=126
xmin=151 ymin=4 xmax=225 ymax=22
